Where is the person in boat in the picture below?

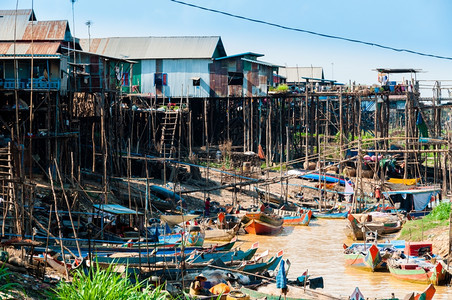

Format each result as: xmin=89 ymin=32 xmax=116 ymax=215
xmin=189 ymin=274 xmax=211 ymax=296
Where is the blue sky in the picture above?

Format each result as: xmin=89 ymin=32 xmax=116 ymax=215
xmin=4 ymin=0 xmax=452 ymax=93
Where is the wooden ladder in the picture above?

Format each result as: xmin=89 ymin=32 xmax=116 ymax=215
xmin=0 ymin=144 xmax=13 ymax=235
xmin=160 ymin=111 xmax=179 ymax=158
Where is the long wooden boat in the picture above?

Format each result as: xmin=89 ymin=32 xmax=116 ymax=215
xmin=345 ymin=214 xmax=402 ymax=240
xmin=186 ymin=247 xmax=258 ymax=264
xmin=157 ymin=226 xmax=205 ymax=247
xmin=282 ymin=210 xmax=312 ymax=226
xmin=254 ymin=187 xmax=284 ymax=206
xmin=344 ymin=243 xmax=397 ymax=272
xmin=388 ymin=259 xmax=446 ymax=285
xmin=271 ymin=207 xmax=312 ymax=226
xmin=298 ymin=172 xmax=348 ymax=185
xmin=238 ymin=251 xmax=283 ymax=274
xmin=414 ymin=284 xmax=435 ymax=300
xmin=313 ymin=210 xmax=348 ymax=219
xmin=240 ymin=284 xmax=339 ymax=300
xmin=241 ymin=212 xmax=283 ymax=235
xmin=203 ymin=224 xmax=240 ymax=242
xmin=160 ymin=214 xmax=199 ymax=227
xmin=90 ymin=242 xmax=251 ymax=267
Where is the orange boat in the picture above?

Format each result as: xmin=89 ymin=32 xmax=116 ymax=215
xmin=241 ymin=212 xmax=283 ymax=235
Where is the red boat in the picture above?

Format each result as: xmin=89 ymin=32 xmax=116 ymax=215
xmin=241 ymin=212 xmax=283 ymax=235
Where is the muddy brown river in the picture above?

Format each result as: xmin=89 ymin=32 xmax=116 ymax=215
xmin=238 ymin=218 xmax=452 ymax=299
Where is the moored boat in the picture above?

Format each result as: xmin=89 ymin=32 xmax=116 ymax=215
xmin=241 ymin=212 xmax=283 ymax=235
xmin=345 ymin=213 xmax=402 ymax=240
xmin=343 ymin=243 xmax=397 ymax=272
xmin=388 ymin=258 xmax=446 ymax=285
xmin=313 ymin=210 xmax=348 ymax=219
xmin=271 ymin=207 xmax=312 ymax=226
xmin=282 ymin=210 xmax=312 ymax=226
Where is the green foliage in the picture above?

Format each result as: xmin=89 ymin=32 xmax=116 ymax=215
xmin=424 ymin=201 xmax=450 ymax=221
xmin=276 ymin=84 xmax=289 ymax=92
xmin=0 ymin=264 xmax=22 ymax=297
xmin=399 ymin=201 xmax=450 ymax=241
xmin=53 ymin=263 xmax=170 ymax=300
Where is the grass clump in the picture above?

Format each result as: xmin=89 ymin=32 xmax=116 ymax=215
xmin=0 ymin=264 xmax=22 ymax=298
xmin=399 ymin=201 xmax=450 ymax=241
xmin=52 ymin=263 xmax=170 ymax=300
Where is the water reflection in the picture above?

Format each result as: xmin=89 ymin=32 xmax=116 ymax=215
xmin=239 ymin=219 xmax=452 ymax=299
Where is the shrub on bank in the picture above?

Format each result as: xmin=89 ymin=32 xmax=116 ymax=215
xmin=52 ymin=263 xmax=170 ymax=300
xmin=399 ymin=201 xmax=450 ymax=241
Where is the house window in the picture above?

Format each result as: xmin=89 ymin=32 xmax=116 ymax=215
xmin=192 ymin=77 xmax=200 ymax=86
xmin=122 ymin=72 xmax=129 ymax=86
xmin=154 ymin=73 xmax=167 ymax=86
xmin=228 ymin=72 xmax=243 ymax=85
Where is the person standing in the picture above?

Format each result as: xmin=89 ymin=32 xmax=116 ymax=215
xmin=204 ymin=197 xmax=211 ymax=217
xmin=375 ymin=186 xmax=381 ymax=203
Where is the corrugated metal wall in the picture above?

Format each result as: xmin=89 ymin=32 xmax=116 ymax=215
xmin=141 ymin=58 xmax=211 ymax=97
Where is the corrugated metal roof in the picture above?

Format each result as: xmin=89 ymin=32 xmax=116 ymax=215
xmin=79 ymin=36 xmax=226 ymax=60
xmin=22 ymin=21 xmax=69 ymax=40
xmin=214 ymin=52 xmax=264 ymax=61
xmin=241 ymin=58 xmax=280 ymax=68
xmin=0 ymin=9 xmax=35 ymax=41
xmin=0 ymin=42 xmax=61 ymax=55
xmin=0 ymin=10 xmax=70 ymax=43
xmin=279 ymin=67 xmax=324 ymax=83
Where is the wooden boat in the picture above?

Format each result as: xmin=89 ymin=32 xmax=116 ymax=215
xmin=149 ymin=185 xmax=186 ymax=207
xmin=344 ymin=243 xmax=397 ymax=272
xmin=388 ymin=258 xmax=446 ymax=285
xmin=91 ymin=240 xmax=244 ymax=267
xmin=254 ymin=187 xmax=284 ymax=206
xmin=240 ymin=284 xmax=338 ymax=300
xmin=241 ymin=212 xmax=283 ymax=235
xmin=203 ymin=224 xmax=240 ymax=242
xmin=345 ymin=213 xmax=402 ymax=240
xmin=238 ymin=250 xmax=283 ymax=273
xmin=313 ymin=210 xmax=348 ymax=219
xmin=282 ymin=210 xmax=312 ymax=226
xmin=186 ymin=247 xmax=258 ymax=264
xmin=270 ymin=207 xmax=312 ymax=226
xmin=160 ymin=214 xmax=199 ymax=227
xmin=298 ymin=172 xmax=348 ymax=185
xmin=413 ymin=284 xmax=435 ymax=300
xmin=91 ymin=252 xmax=181 ymax=266
xmin=158 ymin=225 xmax=205 ymax=247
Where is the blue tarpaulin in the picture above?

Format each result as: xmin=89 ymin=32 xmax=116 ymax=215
xmin=276 ymin=260 xmax=287 ymax=289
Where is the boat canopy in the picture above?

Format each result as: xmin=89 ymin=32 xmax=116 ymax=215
xmin=382 ymin=188 xmax=440 ymax=211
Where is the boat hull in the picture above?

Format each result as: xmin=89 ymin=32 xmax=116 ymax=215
xmin=244 ymin=219 xmax=282 ymax=235
xmin=388 ymin=262 xmax=445 ymax=285
xmin=313 ymin=211 xmax=348 ymax=219
xmin=283 ymin=210 xmax=312 ymax=226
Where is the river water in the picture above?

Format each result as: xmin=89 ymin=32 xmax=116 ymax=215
xmin=238 ymin=218 xmax=452 ymax=299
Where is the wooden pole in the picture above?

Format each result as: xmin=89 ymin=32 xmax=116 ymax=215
xmin=54 ymin=159 xmax=82 ymax=259
xmin=48 ymin=167 xmax=69 ymax=280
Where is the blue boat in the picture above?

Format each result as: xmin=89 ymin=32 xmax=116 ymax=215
xmin=312 ymin=210 xmax=349 ymax=219
xmin=149 ymin=185 xmax=186 ymax=207
xmin=186 ymin=247 xmax=258 ymax=264
xmin=299 ymin=172 xmax=348 ymax=186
